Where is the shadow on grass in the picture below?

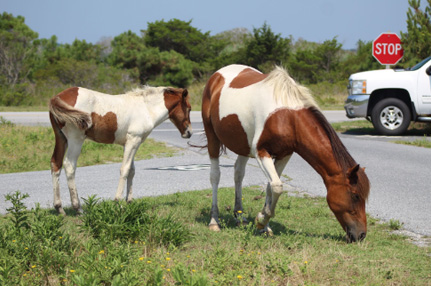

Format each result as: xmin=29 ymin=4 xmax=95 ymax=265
xmin=196 ymin=207 xmax=345 ymax=243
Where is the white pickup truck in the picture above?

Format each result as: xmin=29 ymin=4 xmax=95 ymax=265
xmin=344 ymin=56 xmax=431 ymax=135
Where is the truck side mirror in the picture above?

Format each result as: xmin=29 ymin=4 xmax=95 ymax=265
xmin=426 ymin=66 xmax=431 ymax=76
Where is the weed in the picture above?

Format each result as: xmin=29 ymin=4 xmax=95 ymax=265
xmin=389 ymin=219 xmax=404 ymax=230
xmin=0 ymin=116 xmax=15 ymax=127
xmin=5 ymin=191 xmax=30 ymax=230
xmin=0 ymin=188 xmax=430 ymax=285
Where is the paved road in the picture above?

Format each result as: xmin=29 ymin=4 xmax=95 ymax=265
xmin=0 ymin=111 xmax=430 ymax=238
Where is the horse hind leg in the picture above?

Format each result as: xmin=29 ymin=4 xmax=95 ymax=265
xmin=234 ymin=155 xmax=249 ymax=226
xmin=63 ymin=137 xmax=84 ymax=213
xmin=50 ymin=113 xmax=67 ymax=215
xmin=209 ymin=157 xmax=221 ymax=231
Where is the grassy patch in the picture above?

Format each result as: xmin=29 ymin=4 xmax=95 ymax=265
xmin=0 ymin=121 xmax=178 ymax=174
xmin=1 ymin=188 xmax=430 ymax=285
xmin=331 ymin=119 xmax=376 ymax=134
xmin=332 ymin=120 xmax=431 ymax=148
xmin=394 ymin=136 xmax=431 ymax=148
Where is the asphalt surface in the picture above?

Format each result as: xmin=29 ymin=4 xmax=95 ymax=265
xmin=0 ymin=111 xmax=430 ymax=238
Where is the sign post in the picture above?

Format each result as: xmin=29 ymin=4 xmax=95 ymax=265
xmin=372 ymin=33 xmax=404 ymax=68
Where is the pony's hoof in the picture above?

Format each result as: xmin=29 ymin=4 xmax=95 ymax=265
xmin=209 ymin=224 xmax=221 ymax=232
xmin=56 ymin=207 xmax=66 ymax=216
xmin=255 ymin=213 xmax=266 ymax=229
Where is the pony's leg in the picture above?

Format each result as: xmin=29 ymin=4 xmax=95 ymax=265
xmin=125 ymin=159 xmax=135 ymax=203
xmin=209 ymin=157 xmax=221 ymax=231
xmin=115 ymin=135 xmax=141 ymax=201
xmin=50 ymin=114 xmax=68 ymax=215
xmin=234 ymin=155 xmax=249 ymax=226
xmin=255 ymin=155 xmax=291 ymax=233
xmin=63 ymin=137 xmax=84 ymax=213
xmin=259 ymin=155 xmax=292 ymax=233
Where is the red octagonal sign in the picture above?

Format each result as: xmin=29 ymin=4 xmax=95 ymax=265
xmin=372 ymin=33 xmax=404 ymax=65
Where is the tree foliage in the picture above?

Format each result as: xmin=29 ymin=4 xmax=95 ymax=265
xmin=0 ymin=12 xmax=38 ymax=86
xmin=401 ymin=0 xmax=431 ymax=65
xmin=0 ymin=6 xmax=428 ymax=106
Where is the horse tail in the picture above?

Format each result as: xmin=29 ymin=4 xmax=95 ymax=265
xmin=49 ymin=96 xmax=92 ymax=130
xmin=264 ymin=66 xmax=319 ymax=109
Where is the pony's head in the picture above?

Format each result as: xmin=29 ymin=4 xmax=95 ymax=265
xmin=163 ymin=88 xmax=193 ymax=138
xmin=326 ymin=164 xmax=370 ymax=243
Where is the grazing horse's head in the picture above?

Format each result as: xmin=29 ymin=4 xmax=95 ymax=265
xmin=163 ymin=88 xmax=193 ymax=138
xmin=327 ymin=165 xmax=370 ymax=243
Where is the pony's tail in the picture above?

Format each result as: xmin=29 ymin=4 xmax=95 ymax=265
xmin=49 ymin=97 xmax=92 ymax=130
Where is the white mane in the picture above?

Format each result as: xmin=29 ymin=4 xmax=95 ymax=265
xmin=126 ymin=86 xmax=165 ymax=97
xmin=263 ymin=66 xmax=318 ymax=109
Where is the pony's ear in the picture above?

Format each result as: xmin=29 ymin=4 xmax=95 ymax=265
xmin=347 ymin=164 xmax=360 ymax=185
xmin=182 ymin=89 xmax=188 ymax=98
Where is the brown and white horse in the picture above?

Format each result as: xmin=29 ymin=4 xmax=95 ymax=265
xmin=49 ymin=86 xmax=192 ymax=214
xmin=202 ymin=64 xmax=370 ymax=242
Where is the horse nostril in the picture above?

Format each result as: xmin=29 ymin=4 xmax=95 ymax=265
xmin=358 ymin=232 xmax=366 ymax=241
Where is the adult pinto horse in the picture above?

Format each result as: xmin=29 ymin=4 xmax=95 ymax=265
xmin=49 ymin=86 xmax=192 ymax=214
xmin=202 ymin=64 xmax=370 ymax=243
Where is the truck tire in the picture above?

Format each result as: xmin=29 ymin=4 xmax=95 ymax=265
xmin=371 ymin=98 xmax=411 ymax=135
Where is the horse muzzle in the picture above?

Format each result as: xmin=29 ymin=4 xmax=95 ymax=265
xmin=346 ymin=227 xmax=366 ymax=243
xmin=182 ymin=126 xmax=193 ymax=138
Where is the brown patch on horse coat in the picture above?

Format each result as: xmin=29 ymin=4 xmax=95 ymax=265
xmin=57 ymin=87 xmax=79 ymax=107
xmin=217 ymin=114 xmax=250 ymax=156
xmin=85 ymin=112 xmax=118 ymax=144
xmin=229 ymin=68 xmax=268 ymax=89
xmin=256 ymin=108 xmax=296 ymax=159
xmin=203 ymin=72 xmax=250 ymax=157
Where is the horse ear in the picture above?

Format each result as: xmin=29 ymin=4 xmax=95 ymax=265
xmin=182 ymin=89 xmax=188 ymax=98
xmin=347 ymin=164 xmax=360 ymax=185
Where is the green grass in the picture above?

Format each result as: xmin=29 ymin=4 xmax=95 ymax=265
xmin=331 ymin=120 xmax=431 ymax=148
xmin=1 ymin=188 xmax=430 ymax=285
xmin=0 ymin=120 xmax=179 ymax=174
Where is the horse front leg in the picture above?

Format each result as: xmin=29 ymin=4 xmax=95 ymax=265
xmin=209 ymin=157 xmax=221 ymax=231
xmin=234 ymin=155 xmax=249 ymax=226
xmin=255 ymin=155 xmax=291 ymax=234
xmin=115 ymin=135 xmax=141 ymax=201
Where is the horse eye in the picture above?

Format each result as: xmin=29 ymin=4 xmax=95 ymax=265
xmin=351 ymin=193 xmax=360 ymax=202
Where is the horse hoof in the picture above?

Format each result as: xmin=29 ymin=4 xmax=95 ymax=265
xmin=209 ymin=224 xmax=221 ymax=232
xmin=255 ymin=214 xmax=266 ymax=229
xmin=55 ymin=206 xmax=66 ymax=215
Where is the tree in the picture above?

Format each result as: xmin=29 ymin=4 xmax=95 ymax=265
xmin=144 ymin=19 xmax=215 ymax=63
xmin=109 ymin=30 xmax=146 ymax=70
xmin=0 ymin=12 xmax=38 ymax=86
xmin=244 ymin=22 xmax=291 ymax=71
xmin=341 ymin=40 xmax=382 ymax=77
xmin=401 ymin=0 xmax=431 ymax=65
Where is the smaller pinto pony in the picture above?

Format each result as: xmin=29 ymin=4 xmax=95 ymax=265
xmin=49 ymin=86 xmax=192 ymax=214
xmin=202 ymin=64 xmax=370 ymax=243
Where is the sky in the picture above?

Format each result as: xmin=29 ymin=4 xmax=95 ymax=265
xmin=2 ymin=0 xmax=411 ymax=50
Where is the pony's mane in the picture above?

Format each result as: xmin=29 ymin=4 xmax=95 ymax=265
xmin=309 ymin=107 xmax=370 ymax=202
xmin=126 ymin=86 xmax=164 ymax=97
xmin=264 ymin=66 xmax=318 ymax=109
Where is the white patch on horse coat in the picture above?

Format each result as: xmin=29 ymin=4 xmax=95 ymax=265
xmin=72 ymin=87 xmax=168 ymax=145
xmin=217 ymin=65 xmax=302 ymax=157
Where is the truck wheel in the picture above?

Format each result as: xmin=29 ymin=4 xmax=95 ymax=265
xmin=371 ymin=98 xmax=411 ymax=135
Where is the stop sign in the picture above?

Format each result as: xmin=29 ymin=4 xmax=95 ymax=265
xmin=372 ymin=33 xmax=404 ymax=65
